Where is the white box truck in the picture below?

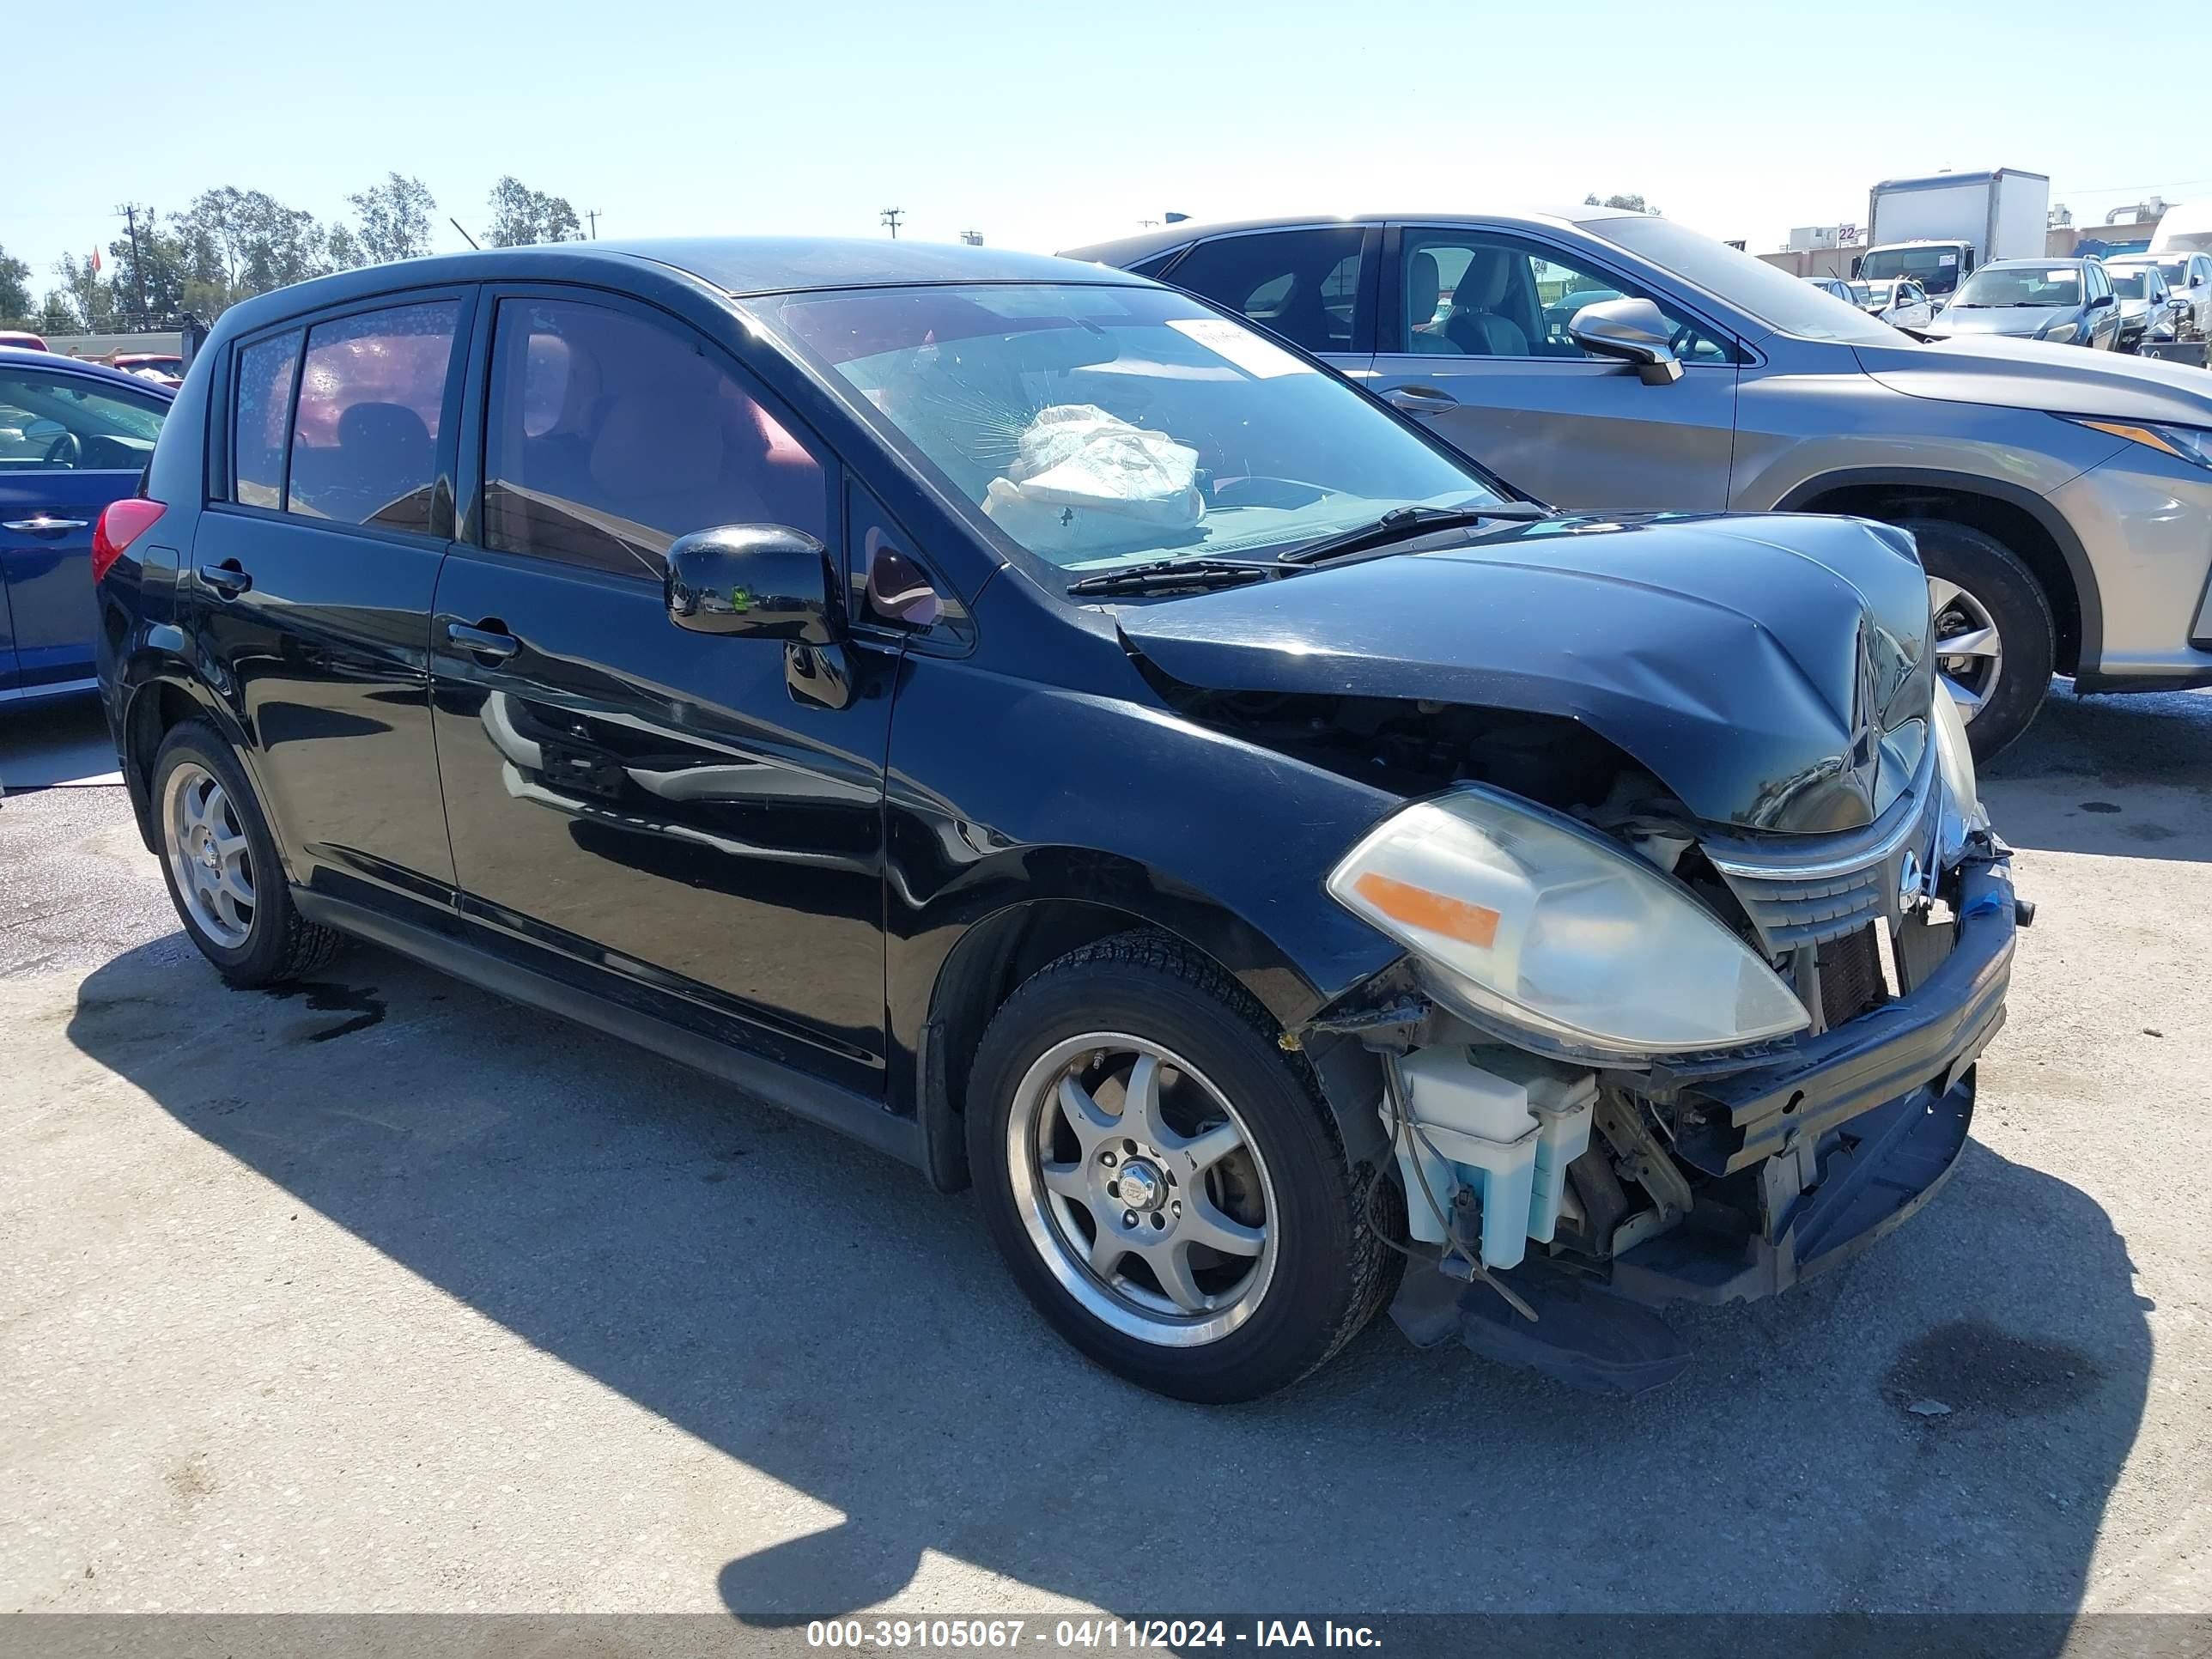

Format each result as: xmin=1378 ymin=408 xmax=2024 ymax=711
xmin=1860 ymin=168 xmax=2051 ymax=296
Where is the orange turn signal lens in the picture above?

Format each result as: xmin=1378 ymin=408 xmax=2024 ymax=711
xmin=2077 ymin=419 xmax=2184 ymax=458
xmin=1352 ymin=872 xmax=1500 ymax=948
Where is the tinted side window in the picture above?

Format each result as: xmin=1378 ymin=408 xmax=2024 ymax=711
xmin=284 ymin=301 xmax=459 ymax=532
xmin=233 ymin=331 xmax=301 ymax=507
xmin=0 ymin=369 xmax=166 ymax=471
xmin=483 ymin=297 xmax=830 ymax=578
xmin=1395 ymin=231 xmax=1733 ymax=363
xmin=1164 ymin=228 xmax=1365 ymax=354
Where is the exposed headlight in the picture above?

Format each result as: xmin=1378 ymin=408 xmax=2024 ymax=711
xmin=1327 ymin=787 xmax=1810 ymax=1060
xmin=2040 ymin=321 xmax=2080 ymax=343
xmin=2067 ymin=416 xmax=2212 ymax=471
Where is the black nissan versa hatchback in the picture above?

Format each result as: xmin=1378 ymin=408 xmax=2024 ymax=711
xmin=94 ymin=239 xmax=2022 ymax=1400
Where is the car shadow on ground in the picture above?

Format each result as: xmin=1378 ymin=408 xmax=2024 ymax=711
xmin=1982 ymin=683 xmax=2212 ymax=861
xmin=65 ymin=932 xmax=2152 ymax=1631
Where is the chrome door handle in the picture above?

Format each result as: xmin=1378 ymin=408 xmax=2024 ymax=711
xmin=3 ymin=515 xmax=89 ymax=536
xmin=1383 ymin=386 xmax=1458 ymax=414
xmin=446 ymin=620 xmax=520 ymax=661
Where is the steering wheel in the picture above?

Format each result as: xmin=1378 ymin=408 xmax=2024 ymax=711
xmin=42 ymin=430 xmax=83 ymax=468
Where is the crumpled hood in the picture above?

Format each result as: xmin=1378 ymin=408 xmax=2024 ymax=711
xmin=1119 ymin=514 xmax=1936 ymax=836
xmin=1853 ymin=331 xmax=2212 ymax=425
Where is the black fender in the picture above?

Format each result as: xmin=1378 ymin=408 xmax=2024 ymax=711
xmin=113 ymin=647 xmax=270 ymax=860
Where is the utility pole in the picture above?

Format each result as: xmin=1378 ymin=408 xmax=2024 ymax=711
xmin=880 ymin=208 xmax=903 ymax=239
xmin=118 ymin=204 xmax=150 ymax=331
xmin=586 ymin=209 xmax=600 ymax=240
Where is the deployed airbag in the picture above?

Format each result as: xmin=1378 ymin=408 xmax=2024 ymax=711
xmin=982 ymin=404 xmax=1203 ymax=559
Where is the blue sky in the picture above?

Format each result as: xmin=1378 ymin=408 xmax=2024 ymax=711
xmin=9 ymin=0 xmax=2203 ymax=285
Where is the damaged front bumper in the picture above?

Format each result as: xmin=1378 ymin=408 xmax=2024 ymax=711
xmin=1385 ymin=854 xmax=2019 ymax=1393
xmin=1609 ymin=854 xmax=2016 ymax=1306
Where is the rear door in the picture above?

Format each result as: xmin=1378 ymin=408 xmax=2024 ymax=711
xmin=428 ymin=287 xmax=894 ymax=1096
xmin=1152 ymin=225 xmax=1378 ymax=373
xmin=1368 ymin=224 xmax=1741 ymax=511
xmin=0 ymin=362 xmax=167 ymax=695
xmin=188 ymin=289 xmax=471 ymax=900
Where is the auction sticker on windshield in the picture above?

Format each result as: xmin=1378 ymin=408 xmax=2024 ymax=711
xmin=1165 ymin=316 xmax=1315 ymax=378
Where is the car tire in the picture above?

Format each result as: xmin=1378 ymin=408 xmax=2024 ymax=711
xmin=1895 ymin=518 xmax=2055 ymax=763
xmin=150 ymin=720 xmax=343 ymax=987
xmin=966 ymin=931 xmax=1396 ymax=1402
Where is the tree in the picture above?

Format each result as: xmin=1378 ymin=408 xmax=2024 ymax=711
xmin=47 ymin=254 xmax=118 ymax=334
xmin=1584 ymin=191 xmax=1659 ymax=215
xmin=0 ymin=244 xmax=33 ymax=327
xmin=483 ymin=176 xmax=582 ymax=248
xmin=173 ymin=186 xmax=349 ymax=313
xmin=347 ymin=173 xmax=435 ymax=264
xmin=106 ymin=205 xmax=195 ymax=327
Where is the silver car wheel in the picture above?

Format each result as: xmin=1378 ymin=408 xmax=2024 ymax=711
xmin=1928 ymin=574 xmax=2004 ymax=720
xmin=162 ymin=762 xmax=256 ymax=948
xmin=1006 ymin=1032 xmax=1279 ymax=1348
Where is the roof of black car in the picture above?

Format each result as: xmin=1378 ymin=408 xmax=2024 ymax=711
xmin=208 ymin=237 xmax=1150 ymax=337
xmin=604 ymin=237 xmax=1136 ymax=295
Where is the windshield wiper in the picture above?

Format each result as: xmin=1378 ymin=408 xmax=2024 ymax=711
xmin=1278 ymin=503 xmax=1552 ymax=567
xmin=1065 ymin=558 xmax=1276 ymax=597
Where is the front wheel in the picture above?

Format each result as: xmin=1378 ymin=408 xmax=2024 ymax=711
xmin=967 ymin=933 xmax=1395 ymax=1402
xmin=1896 ymin=518 xmax=2056 ymax=763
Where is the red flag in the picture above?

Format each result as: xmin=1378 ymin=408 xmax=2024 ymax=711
xmin=90 ymin=247 xmax=101 ymax=273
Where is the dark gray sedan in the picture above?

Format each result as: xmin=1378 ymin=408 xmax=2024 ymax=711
xmin=1922 ymin=258 xmax=2124 ymax=351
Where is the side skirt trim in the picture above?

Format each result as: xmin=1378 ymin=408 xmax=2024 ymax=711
xmin=292 ymin=888 xmax=925 ymax=1171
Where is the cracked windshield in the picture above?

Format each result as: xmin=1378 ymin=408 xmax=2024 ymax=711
xmin=762 ymin=283 xmax=1503 ymax=572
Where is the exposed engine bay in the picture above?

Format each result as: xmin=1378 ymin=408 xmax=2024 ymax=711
xmin=1186 ymin=683 xmax=2019 ymax=1395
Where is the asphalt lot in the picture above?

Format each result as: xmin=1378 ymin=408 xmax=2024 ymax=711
xmin=2 ymin=685 xmax=2209 ymax=1621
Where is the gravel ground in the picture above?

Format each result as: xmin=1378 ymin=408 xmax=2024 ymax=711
xmin=1 ymin=686 xmax=2208 ymax=1621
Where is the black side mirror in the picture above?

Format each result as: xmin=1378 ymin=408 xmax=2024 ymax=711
xmin=1567 ymin=297 xmax=1683 ymax=386
xmin=2089 ymin=293 xmax=2115 ymax=310
xmin=666 ymin=525 xmax=842 ymax=644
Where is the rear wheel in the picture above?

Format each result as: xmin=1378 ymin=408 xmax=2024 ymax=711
xmin=967 ymin=933 xmax=1394 ymax=1402
xmin=1895 ymin=519 xmax=2054 ymax=763
xmin=150 ymin=720 xmax=342 ymax=986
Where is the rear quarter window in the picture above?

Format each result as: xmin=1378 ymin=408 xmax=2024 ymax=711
xmin=232 ymin=331 xmax=302 ymax=508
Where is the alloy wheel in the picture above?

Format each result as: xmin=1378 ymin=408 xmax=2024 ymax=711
xmin=162 ymin=762 xmax=257 ymax=948
xmin=1928 ymin=574 xmax=2004 ymax=721
xmin=1005 ymin=1033 xmax=1279 ymax=1348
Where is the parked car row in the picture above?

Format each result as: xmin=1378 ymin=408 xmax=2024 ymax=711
xmin=1808 ymin=252 xmax=2212 ymax=356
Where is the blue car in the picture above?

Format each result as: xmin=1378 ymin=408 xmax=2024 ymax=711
xmin=1 ymin=346 xmax=173 ymax=704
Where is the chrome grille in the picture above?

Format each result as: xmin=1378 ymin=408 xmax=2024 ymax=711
xmin=1723 ymin=862 xmax=1889 ymax=951
xmin=1699 ymin=756 xmax=1942 ymax=956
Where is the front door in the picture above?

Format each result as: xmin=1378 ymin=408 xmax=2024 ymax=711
xmin=0 ymin=362 xmax=167 ymax=694
xmin=188 ymin=292 xmax=470 ymax=898
xmin=1369 ymin=226 xmax=1740 ymax=512
xmin=428 ymin=289 xmax=893 ymax=1094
